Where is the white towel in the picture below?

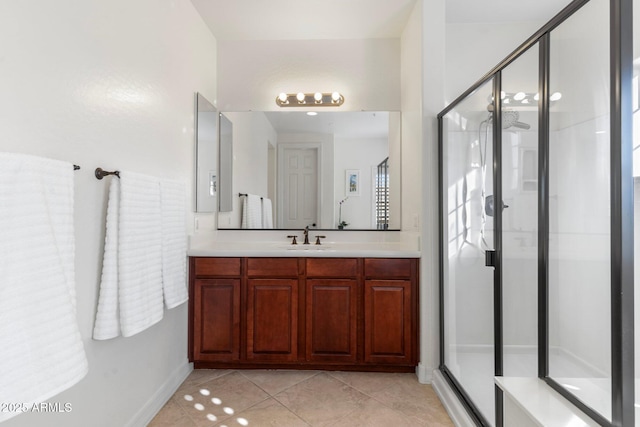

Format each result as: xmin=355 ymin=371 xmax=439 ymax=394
xmin=262 ymin=197 xmax=273 ymax=229
xmin=0 ymin=153 xmax=88 ymax=422
xmin=93 ymin=171 xmax=164 ymax=339
xmin=241 ymin=194 xmax=263 ymax=229
xmin=93 ymin=177 xmax=121 ymax=340
xmin=160 ymin=179 xmax=188 ymax=309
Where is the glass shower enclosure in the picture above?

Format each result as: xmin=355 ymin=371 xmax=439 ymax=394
xmin=438 ymin=0 xmax=635 ymax=425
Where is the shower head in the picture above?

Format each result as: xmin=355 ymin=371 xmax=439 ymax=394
xmin=485 ymin=105 xmax=531 ymax=130
xmin=502 ymin=110 xmax=531 ymax=130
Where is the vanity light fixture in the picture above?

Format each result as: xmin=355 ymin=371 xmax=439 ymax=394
xmin=488 ymin=91 xmax=562 ymax=106
xmin=276 ymin=92 xmax=344 ymax=107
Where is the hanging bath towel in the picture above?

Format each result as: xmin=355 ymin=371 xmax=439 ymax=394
xmin=0 ymin=153 xmax=88 ymax=422
xmin=94 ymin=171 xmax=164 ymax=339
xmin=160 ymin=179 xmax=188 ymax=309
xmin=93 ymin=177 xmax=121 ymax=340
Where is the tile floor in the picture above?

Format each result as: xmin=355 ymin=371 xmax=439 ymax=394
xmin=149 ymin=369 xmax=454 ymax=427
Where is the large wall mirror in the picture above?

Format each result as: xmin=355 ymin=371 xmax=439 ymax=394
xmin=212 ymin=110 xmax=401 ymax=230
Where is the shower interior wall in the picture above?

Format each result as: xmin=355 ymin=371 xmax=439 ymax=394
xmin=443 ymin=105 xmax=614 ymax=425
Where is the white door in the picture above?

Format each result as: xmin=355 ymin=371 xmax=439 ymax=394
xmin=280 ymin=147 xmax=318 ymax=229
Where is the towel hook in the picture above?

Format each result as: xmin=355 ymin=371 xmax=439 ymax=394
xmin=95 ymin=167 xmax=120 ymax=180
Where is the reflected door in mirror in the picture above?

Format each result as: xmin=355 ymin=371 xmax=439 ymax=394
xmin=281 ymin=147 xmax=318 ymax=229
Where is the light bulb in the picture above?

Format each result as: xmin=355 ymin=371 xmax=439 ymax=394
xmin=550 ymin=92 xmax=562 ymax=101
xmin=534 ymin=93 xmax=540 ymax=101
xmin=278 ymin=93 xmax=288 ymax=103
xmin=296 ymin=92 xmax=306 ymax=103
xmin=314 ymin=92 xmax=323 ymax=103
xmin=514 ymin=92 xmax=526 ymax=101
xmin=500 ymin=91 xmax=506 ymax=100
xmin=331 ymin=92 xmax=341 ymax=102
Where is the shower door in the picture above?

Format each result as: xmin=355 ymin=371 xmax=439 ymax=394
xmin=440 ymin=47 xmax=540 ymax=425
xmin=440 ymin=78 xmax=498 ymax=426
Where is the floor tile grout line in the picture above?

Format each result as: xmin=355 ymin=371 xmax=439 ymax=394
xmin=227 ymin=395 xmax=313 ymax=427
xmin=236 ymin=369 xmax=324 ymax=398
xmin=323 ymin=371 xmax=435 ymax=420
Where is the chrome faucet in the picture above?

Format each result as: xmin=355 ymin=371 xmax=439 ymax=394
xmin=303 ymin=226 xmax=310 ymax=245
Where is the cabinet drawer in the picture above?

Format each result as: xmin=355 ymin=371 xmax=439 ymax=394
xmin=247 ymin=258 xmax=299 ymax=277
xmin=194 ymin=257 xmax=241 ymax=277
xmin=306 ymin=258 xmax=358 ymax=277
xmin=364 ymin=258 xmax=412 ymax=278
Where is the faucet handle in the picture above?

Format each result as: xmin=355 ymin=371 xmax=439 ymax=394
xmin=314 ymin=235 xmax=326 ymax=245
xmin=287 ymin=235 xmax=298 ymax=245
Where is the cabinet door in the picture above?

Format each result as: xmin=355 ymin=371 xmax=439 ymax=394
xmin=193 ymin=279 xmax=241 ymax=362
xmin=364 ymin=280 xmax=413 ymax=364
xmin=306 ymin=279 xmax=358 ymax=363
xmin=247 ymin=278 xmax=298 ymax=361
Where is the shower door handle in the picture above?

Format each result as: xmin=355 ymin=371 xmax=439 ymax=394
xmin=485 ymin=250 xmax=497 ymax=268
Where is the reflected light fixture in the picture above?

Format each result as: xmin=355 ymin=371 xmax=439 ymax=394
xmin=276 ymin=92 xmax=344 ymax=107
xmin=488 ymin=91 xmax=562 ymax=106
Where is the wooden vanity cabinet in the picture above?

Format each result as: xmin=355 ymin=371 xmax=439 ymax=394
xmin=190 ymin=258 xmax=241 ymax=362
xmin=363 ymin=258 xmax=417 ymax=365
xmin=305 ymin=258 xmax=359 ymax=363
xmin=189 ymin=256 xmax=418 ymax=372
xmin=246 ymin=258 xmax=300 ymax=362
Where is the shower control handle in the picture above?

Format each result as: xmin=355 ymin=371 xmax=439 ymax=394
xmin=485 ymin=250 xmax=496 ymax=268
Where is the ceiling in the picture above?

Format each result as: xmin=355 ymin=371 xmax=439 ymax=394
xmin=190 ymin=0 xmax=572 ymax=41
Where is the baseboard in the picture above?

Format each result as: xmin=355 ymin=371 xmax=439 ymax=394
xmin=431 ymin=369 xmax=476 ymax=427
xmin=550 ymin=345 xmax=608 ymax=378
xmin=416 ymin=362 xmax=433 ymax=384
xmin=125 ymin=359 xmax=193 ymax=427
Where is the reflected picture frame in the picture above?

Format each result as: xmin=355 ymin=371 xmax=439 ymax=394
xmin=346 ymin=169 xmax=360 ymax=196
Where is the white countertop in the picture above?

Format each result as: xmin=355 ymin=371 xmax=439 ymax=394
xmin=188 ymin=231 xmax=421 ymax=258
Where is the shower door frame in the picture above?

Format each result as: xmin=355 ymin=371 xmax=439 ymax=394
xmin=437 ymin=0 xmax=634 ymax=426
xmin=437 ymin=73 xmax=504 ymax=427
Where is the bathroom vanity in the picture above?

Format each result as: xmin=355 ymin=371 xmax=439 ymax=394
xmin=188 ymin=244 xmax=419 ymax=372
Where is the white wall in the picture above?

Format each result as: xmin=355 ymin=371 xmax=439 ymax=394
xmin=217 ymin=39 xmax=401 ymax=112
xmin=445 ymin=21 xmax=544 ymax=104
xmin=403 ymin=0 xmax=434 ymax=382
xmin=0 ymin=1 xmax=216 ymax=426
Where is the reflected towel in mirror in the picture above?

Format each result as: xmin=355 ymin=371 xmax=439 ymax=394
xmin=241 ymin=194 xmax=262 ymax=228
xmin=262 ymin=198 xmax=273 ymax=229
